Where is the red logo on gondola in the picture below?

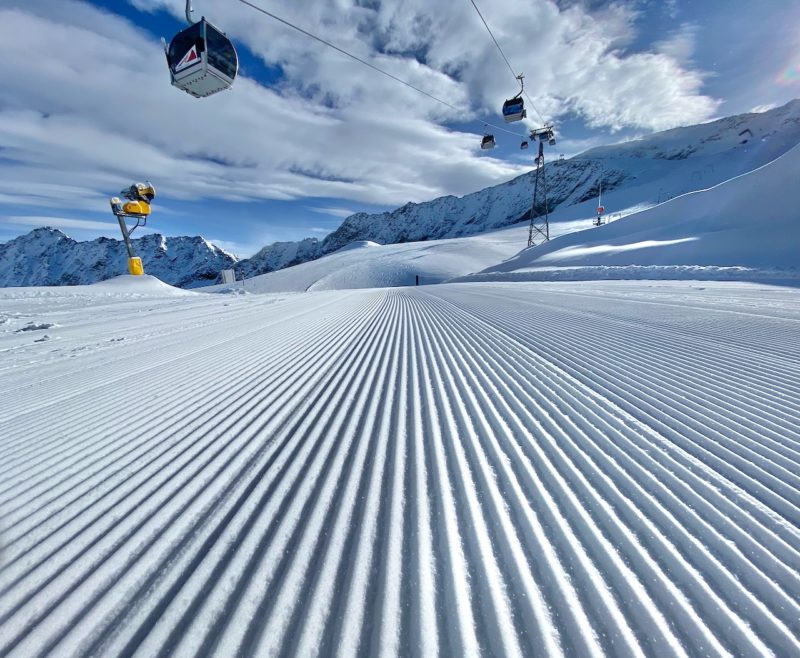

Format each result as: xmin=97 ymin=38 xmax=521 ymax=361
xmin=176 ymin=45 xmax=200 ymax=72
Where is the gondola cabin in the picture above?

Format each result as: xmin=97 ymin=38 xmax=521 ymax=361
xmin=502 ymin=97 xmax=526 ymax=122
xmin=481 ymin=135 xmax=496 ymax=150
xmin=520 ymin=140 xmax=529 ymax=150
xmin=166 ymin=18 xmax=238 ymax=98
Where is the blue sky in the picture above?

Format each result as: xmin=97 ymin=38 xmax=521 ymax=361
xmin=1 ymin=0 xmax=798 ymax=256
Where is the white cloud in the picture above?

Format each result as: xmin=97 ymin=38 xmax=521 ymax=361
xmin=654 ymin=23 xmax=699 ymax=64
xmin=205 ymin=237 xmax=257 ymax=258
xmin=2 ymin=216 xmax=118 ymax=231
xmin=0 ymin=0 xmax=719 ymax=220
xmin=0 ymin=215 xmax=158 ymax=243
xmin=308 ymin=206 xmax=359 ymax=219
xmin=134 ymin=1 xmax=720 ymax=135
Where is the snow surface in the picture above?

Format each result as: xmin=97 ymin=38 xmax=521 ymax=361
xmin=1 ymin=277 xmax=800 ymax=656
xmin=2 ymin=102 xmax=800 ymax=656
xmin=203 ymin=225 xmax=529 ymax=293
xmin=460 ymin=141 xmax=800 ymax=284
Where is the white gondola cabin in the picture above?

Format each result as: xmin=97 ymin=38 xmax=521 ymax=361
xmin=481 ymin=134 xmax=496 ymax=150
xmin=166 ymin=6 xmax=238 ymax=98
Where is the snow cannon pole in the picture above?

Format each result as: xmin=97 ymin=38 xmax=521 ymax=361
xmin=110 ymin=208 xmax=145 ymax=276
xmin=115 ymin=214 xmax=136 ymax=260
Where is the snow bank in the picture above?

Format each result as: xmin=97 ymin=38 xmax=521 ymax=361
xmin=90 ymin=275 xmax=194 ymax=295
xmin=0 ymin=274 xmax=193 ymax=300
xmin=332 ymin=240 xmax=382 ymax=253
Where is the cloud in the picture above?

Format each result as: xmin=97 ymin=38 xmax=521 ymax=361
xmin=133 ymin=1 xmax=720 ymax=134
xmin=0 ymin=0 xmax=719 ymax=223
xmin=654 ymin=23 xmax=699 ymax=64
xmin=308 ymin=206 xmax=358 ymax=219
xmin=0 ymin=0 xmax=525 ymax=214
xmin=205 ymin=237 xmax=256 ymax=258
xmin=2 ymin=216 xmax=118 ymax=231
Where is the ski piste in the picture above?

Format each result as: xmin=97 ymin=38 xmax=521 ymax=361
xmin=1 ymin=279 xmax=799 ymax=656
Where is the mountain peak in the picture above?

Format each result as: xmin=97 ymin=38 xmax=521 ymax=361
xmin=25 ymin=227 xmax=70 ymax=240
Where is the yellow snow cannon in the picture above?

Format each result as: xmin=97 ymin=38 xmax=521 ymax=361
xmin=109 ymin=181 xmax=157 ymax=276
xmin=121 ymin=182 xmax=156 ymax=217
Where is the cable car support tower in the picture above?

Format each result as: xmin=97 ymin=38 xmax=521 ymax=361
xmin=527 ymin=125 xmax=556 ymax=247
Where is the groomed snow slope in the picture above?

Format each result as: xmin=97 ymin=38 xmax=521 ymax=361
xmin=467 ymin=142 xmax=800 ymax=283
xmin=202 ymin=220 xmax=590 ymax=294
xmin=1 ymin=278 xmax=800 ymax=656
xmin=203 ymin=225 xmax=531 ymax=293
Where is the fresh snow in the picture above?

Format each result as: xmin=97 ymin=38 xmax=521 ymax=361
xmin=202 ymin=221 xmax=601 ymax=294
xmin=1 ymin=276 xmax=800 ymax=656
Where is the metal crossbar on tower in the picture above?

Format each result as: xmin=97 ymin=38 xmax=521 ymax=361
xmin=527 ymin=140 xmax=550 ymax=247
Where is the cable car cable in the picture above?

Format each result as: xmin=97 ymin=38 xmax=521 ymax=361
xmin=466 ymin=0 xmax=547 ymax=125
xmin=234 ymin=0 xmax=524 ymax=138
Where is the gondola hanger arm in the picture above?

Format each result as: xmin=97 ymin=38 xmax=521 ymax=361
xmin=185 ymin=0 xmax=196 ymax=25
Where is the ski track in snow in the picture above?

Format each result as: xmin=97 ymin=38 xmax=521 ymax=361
xmin=1 ymin=281 xmax=799 ymax=657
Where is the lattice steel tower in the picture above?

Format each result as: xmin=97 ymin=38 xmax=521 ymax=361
xmin=527 ymin=125 xmax=556 ymax=247
xmin=527 ymin=139 xmax=550 ymax=247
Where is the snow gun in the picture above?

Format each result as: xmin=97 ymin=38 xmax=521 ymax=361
xmin=109 ymin=182 xmax=156 ymax=276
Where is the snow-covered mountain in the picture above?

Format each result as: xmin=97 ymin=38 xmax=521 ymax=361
xmin=462 ymin=140 xmax=800 ymax=283
xmin=3 ymin=99 xmax=800 ymax=288
xmin=324 ymin=100 xmax=800 ymax=243
xmin=0 ymin=228 xmax=236 ymax=289
xmin=209 ymin=135 xmax=800 ymax=294
xmin=238 ymin=237 xmax=321 ymax=280
xmin=236 ymin=99 xmax=800 ymax=277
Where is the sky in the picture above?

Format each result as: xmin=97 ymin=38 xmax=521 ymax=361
xmin=0 ymin=0 xmax=798 ymax=257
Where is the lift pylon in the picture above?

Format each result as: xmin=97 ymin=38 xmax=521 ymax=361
xmin=527 ymin=140 xmax=550 ymax=247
